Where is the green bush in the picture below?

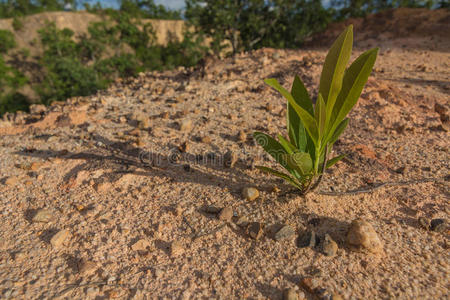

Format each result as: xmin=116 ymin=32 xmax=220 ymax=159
xmin=38 ymin=57 xmax=105 ymax=105
xmin=185 ymin=0 xmax=332 ymax=56
xmin=12 ymin=16 xmax=24 ymax=31
xmin=39 ymin=24 xmax=78 ymax=59
xmin=0 ymin=48 xmax=29 ymax=115
xmin=94 ymin=54 xmax=142 ymax=79
xmin=0 ymin=29 xmax=16 ymax=53
xmin=118 ymin=0 xmax=182 ymax=20
xmin=34 ymin=15 xmax=206 ymax=106
xmin=0 ymin=0 xmax=71 ymax=18
xmin=0 ymin=93 xmax=29 ymax=115
xmin=0 ymin=56 xmax=27 ymax=89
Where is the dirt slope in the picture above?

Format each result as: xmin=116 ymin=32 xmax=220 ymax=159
xmin=0 ymin=8 xmax=448 ymax=300
xmin=0 ymin=11 xmax=185 ymax=52
xmin=308 ymin=8 xmax=450 ymax=52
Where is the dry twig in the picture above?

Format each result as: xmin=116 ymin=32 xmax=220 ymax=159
xmin=317 ymin=177 xmax=445 ymax=196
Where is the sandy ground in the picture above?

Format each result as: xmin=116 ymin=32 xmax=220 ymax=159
xmin=0 ymin=8 xmax=449 ymax=300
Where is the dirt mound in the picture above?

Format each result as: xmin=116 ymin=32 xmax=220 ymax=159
xmin=308 ymin=8 xmax=450 ymax=51
xmin=0 ymin=11 xmax=185 ymax=53
xmin=0 ymin=8 xmax=448 ymax=299
xmin=0 ymin=22 xmax=449 ymax=298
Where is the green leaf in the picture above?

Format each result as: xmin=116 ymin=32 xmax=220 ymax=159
xmin=327 ymin=118 xmax=349 ymax=146
xmin=326 ymin=154 xmax=346 ymax=169
xmin=291 ymin=75 xmax=314 ymax=115
xmin=288 ymin=122 xmax=305 ymax=151
xmin=255 ymin=166 xmax=301 ymax=189
xmin=254 ymin=132 xmax=290 ymax=171
xmin=319 ymin=25 xmax=353 ymax=121
xmin=277 ymin=134 xmax=296 ymax=154
xmin=289 ymin=75 xmax=312 ymax=151
xmin=283 ymin=152 xmax=313 ymax=175
xmin=330 ymin=48 xmax=379 ymax=132
xmin=306 ymin=134 xmax=316 ymax=162
xmin=265 ymin=78 xmax=319 ymax=146
xmin=315 ymin=93 xmax=326 ymax=140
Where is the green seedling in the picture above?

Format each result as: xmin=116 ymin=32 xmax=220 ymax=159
xmin=254 ymin=25 xmax=378 ymax=194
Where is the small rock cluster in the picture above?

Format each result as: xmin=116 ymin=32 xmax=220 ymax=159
xmin=418 ymin=217 xmax=447 ymax=233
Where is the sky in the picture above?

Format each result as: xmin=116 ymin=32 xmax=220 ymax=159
xmin=95 ymin=0 xmax=332 ymax=11
xmin=93 ymin=0 xmax=186 ymax=10
xmin=96 ymin=0 xmax=330 ymax=10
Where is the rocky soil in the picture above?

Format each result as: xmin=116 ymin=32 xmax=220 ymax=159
xmin=0 ymin=8 xmax=449 ymax=300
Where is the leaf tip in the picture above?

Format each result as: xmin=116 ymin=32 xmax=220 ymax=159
xmin=346 ymin=24 xmax=354 ymax=33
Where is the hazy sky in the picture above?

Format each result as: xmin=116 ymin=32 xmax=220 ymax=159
xmin=98 ymin=0 xmax=331 ymax=11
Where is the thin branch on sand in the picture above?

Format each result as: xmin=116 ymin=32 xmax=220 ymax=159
xmin=317 ymin=177 xmax=446 ymax=196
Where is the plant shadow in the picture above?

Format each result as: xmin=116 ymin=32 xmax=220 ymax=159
xmin=15 ymin=134 xmax=263 ymax=196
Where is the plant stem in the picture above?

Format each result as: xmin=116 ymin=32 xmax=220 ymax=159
xmin=310 ymin=144 xmax=328 ymax=192
xmin=314 ymin=145 xmax=321 ymax=175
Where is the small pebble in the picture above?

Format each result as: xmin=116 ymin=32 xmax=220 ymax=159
xmin=271 ymin=186 xmax=281 ymax=193
xmin=179 ymin=119 xmax=193 ymax=131
xmin=418 ymin=217 xmax=430 ymax=230
xmin=346 ymin=219 xmax=383 ymax=254
xmin=32 ymin=209 xmax=54 ymax=223
xmin=265 ymin=102 xmax=274 ymax=112
xmin=218 ymin=207 xmax=233 ymax=222
xmin=204 ymin=206 xmax=222 ymax=214
xmin=331 ymin=293 xmax=344 ymax=300
xmin=224 ymin=150 xmax=237 ymax=168
xmin=316 ymin=288 xmax=332 ymax=299
xmin=178 ymin=141 xmax=189 ymax=153
xmin=50 ymin=229 xmax=71 ymax=248
xmin=237 ymin=130 xmax=247 ymax=142
xmin=138 ymin=119 xmax=150 ymax=129
xmin=154 ymin=268 xmax=163 ymax=278
xmin=430 ymin=219 xmax=447 ymax=232
xmin=283 ymin=288 xmax=298 ymax=300
xmin=297 ymin=230 xmax=316 ymax=248
xmin=300 ymin=277 xmax=319 ymax=293
xmin=274 ymin=225 xmax=296 ymax=241
xmin=29 ymin=104 xmax=47 ymax=114
xmin=107 ymin=276 xmax=116 ymax=284
xmin=242 ymin=187 xmax=259 ymax=201
xmin=201 ymin=136 xmax=212 ymax=144
xmin=4 ymin=176 xmax=18 ymax=186
xmin=235 ymin=216 xmax=249 ymax=227
xmin=322 ymin=234 xmax=338 ymax=256
xmin=78 ymin=259 xmax=97 ymax=275
xmin=246 ymin=222 xmax=263 ymax=240
xmin=131 ymin=239 xmax=151 ymax=252
xmin=170 ymin=241 xmax=184 ymax=257
xmin=434 ymin=102 xmax=447 ymax=115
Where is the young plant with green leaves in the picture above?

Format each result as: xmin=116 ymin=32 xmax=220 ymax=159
xmin=254 ymin=25 xmax=378 ymax=194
